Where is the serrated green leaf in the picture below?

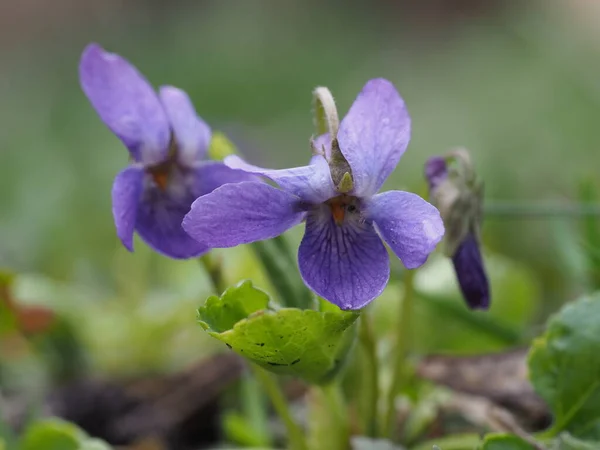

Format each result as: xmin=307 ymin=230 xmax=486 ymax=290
xmin=528 ymin=293 xmax=600 ymax=439
xmin=21 ymin=419 xmax=82 ymax=450
xmin=198 ymin=282 xmax=359 ymax=383
xmin=479 ymin=433 xmax=534 ymax=450
xmin=198 ymin=280 xmax=270 ymax=333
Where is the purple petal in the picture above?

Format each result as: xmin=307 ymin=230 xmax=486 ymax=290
xmin=452 ymin=233 xmax=490 ymax=310
xmin=298 ymin=204 xmax=390 ymax=310
xmin=182 ymin=182 xmax=305 ymax=248
xmin=224 ymin=155 xmax=336 ymax=204
xmin=135 ymin=169 xmax=210 ymax=259
xmin=192 ymin=161 xmax=259 ymax=196
xmin=368 ymin=190 xmax=444 ymax=269
xmin=337 ymin=78 xmax=411 ymax=197
xmin=112 ymin=166 xmax=144 ymax=251
xmin=424 ymin=156 xmax=448 ymax=192
xmin=159 ymin=86 xmax=211 ymax=165
xmin=79 ymin=44 xmax=170 ymax=164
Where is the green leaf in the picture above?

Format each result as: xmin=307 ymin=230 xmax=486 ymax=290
xmin=479 ymin=433 xmax=535 ymax=450
xmin=21 ymin=419 xmax=82 ymax=450
xmin=20 ymin=419 xmax=113 ymax=450
xmin=198 ymin=280 xmax=270 ymax=333
xmin=528 ymin=293 xmax=600 ymax=439
xmin=80 ymin=440 xmax=113 ymax=450
xmin=198 ymin=281 xmax=359 ymax=384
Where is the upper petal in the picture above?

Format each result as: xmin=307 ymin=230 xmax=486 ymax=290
xmin=337 ymin=78 xmax=411 ymax=197
xmin=298 ymin=204 xmax=390 ymax=310
xmin=112 ymin=166 xmax=144 ymax=251
xmin=79 ymin=43 xmax=170 ymax=164
xmin=224 ymin=155 xmax=336 ymax=204
xmin=159 ymin=86 xmax=211 ymax=165
xmin=368 ymin=190 xmax=444 ymax=269
xmin=182 ymin=181 xmax=305 ymax=248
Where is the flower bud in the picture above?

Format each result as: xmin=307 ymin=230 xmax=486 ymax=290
xmin=312 ymin=86 xmax=354 ymax=193
xmin=425 ymin=149 xmax=489 ymax=310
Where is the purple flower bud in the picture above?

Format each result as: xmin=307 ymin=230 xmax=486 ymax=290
xmin=425 ymin=150 xmax=490 ymax=310
xmin=451 ymin=233 xmax=490 ymax=310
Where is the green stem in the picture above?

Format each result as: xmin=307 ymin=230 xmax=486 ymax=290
xmin=199 ymin=253 xmax=226 ymax=293
xmin=321 ymin=381 xmax=350 ymax=450
xmin=252 ymin=365 xmax=308 ymax=450
xmin=199 ymin=254 xmax=307 ymax=450
xmin=358 ymin=311 xmax=379 ymax=437
xmin=382 ymin=269 xmax=415 ymax=439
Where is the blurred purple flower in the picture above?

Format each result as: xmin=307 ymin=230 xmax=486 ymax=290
xmin=79 ymin=43 xmax=252 ymax=259
xmin=183 ymin=79 xmax=444 ymax=310
xmin=425 ymin=154 xmax=490 ymax=309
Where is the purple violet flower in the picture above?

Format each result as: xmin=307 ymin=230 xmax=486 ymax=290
xmin=183 ymin=79 xmax=444 ymax=309
xmin=425 ymin=152 xmax=490 ymax=310
xmin=79 ymin=43 xmax=253 ymax=259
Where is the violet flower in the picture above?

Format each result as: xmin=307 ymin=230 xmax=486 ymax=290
xmin=183 ymin=79 xmax=444 ymax=309
xmin=79 ymin=44 xmax=252 ymax=259
xmin=425 ymin=152 xmax=490 ymax=309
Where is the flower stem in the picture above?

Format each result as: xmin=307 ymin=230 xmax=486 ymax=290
xmin=252 ymin=365 xmax=308 ymax=450
xmin=382 ymin=269 xmax=415 ymax=439
xmin=199 ymin=253 xmax=307 ymax=450
xmin=320 ymin=381 xmax=350 ymax=450
xmin=358 ymin=311 xmax=379 ymax=437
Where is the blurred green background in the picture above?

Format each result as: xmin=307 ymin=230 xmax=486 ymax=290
xmin=1 ymin=0 xmax=600 ymax=384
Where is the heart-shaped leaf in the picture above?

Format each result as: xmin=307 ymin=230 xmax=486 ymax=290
xmin=528 ymin=293 xmax=600 ymax=440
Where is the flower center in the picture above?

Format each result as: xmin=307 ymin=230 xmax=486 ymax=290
xmin=145 ymin=135 xmax=178 ymax=191
xmin=326 ymin=195 xmax=359 ymax=226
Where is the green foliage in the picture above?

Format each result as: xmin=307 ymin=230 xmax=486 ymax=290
xmin=222 ymin=412 xmax=271 ymax=448
xmin=20 ymin=419 xmax=111 ymax=450
xmin=350 ymin=436 xmax=405 ymax=449
xmin=551 ymin=433 xmax=600 ymax=450
xmin=251 ymin=238 xmax=314 ymax=309
xmin=411 ymin=433 xmax=480 ymax=450
xmin=376 ymin=253 xmax=538 ymax=355
xmin=578 ymin=179 xmax=600 ymax=290
xmin=198 ymin=281 xmax=359 ymax=384
xmin=479 ymin=434 xmax=534 ymax=450
xmin=528 ymin=293 xmax=600 ymax=440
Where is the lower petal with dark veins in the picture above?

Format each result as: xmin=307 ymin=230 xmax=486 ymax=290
xmin=298 ymin=204 xmax=390 ymax=310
